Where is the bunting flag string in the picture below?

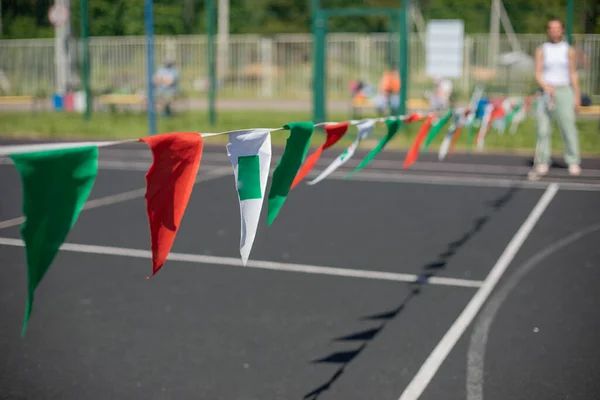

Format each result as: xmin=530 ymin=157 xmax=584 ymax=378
xmin=227 ymin=129 xmax=272 ymax=265
xmin=438 ymin=111 xmax=464 ymax=161
xmin=11 ymin=146 xmax=99 ymax=336
xmin=477 ymin=104 xmax=506 ymax=150
xmin=0 ymin=139 xmax=136 ymax=157
xmin=503 ymin=100 xmax=523 ymax=135
xmin=140 ymin=132 xmax=204 ymax=277
xmin=0 ymin=88 xmax=540 ymax=334
xmin=307 ymin=119 xmax=376 ymax=185
xmin=447 ymin=84 xmax=485 ymax=157
xmin=345 ymin=117 xmax=401 ymax=179
xmin=290 ymin=122 xmax=350 ymax=189
xmin=267 ymin=122 xmax=314 ymax=225
xmin=403 ymin=115 xmax=435 ymax=169
xmin=422 ymin=109 xmax=453 ymax=151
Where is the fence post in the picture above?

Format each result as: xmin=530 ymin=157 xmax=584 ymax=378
xmin=260 ymin=37 xmax=273 ymax=98
xmin=206 ymin=0 xmax=216 ymax=126
xmin=462 ymin=36 xmax=472 ymax=97
xmin=80 ymin=0 xmax=91 ymax=120
xmin=398 ymin=0 xmax=410 ymax=116
xmin=313 ymin=10 xmax=327 ymax=123
xmin=144 ymin=0 xmax=157 ymax=136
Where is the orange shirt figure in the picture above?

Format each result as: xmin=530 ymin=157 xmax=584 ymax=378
xmin=379 ymin=69 xmax=401 ymax=94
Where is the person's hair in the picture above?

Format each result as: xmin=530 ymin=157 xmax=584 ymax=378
xmin=547 ymin=17 xmax=564 ymax=28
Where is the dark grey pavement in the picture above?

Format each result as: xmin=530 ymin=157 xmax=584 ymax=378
xmin=1 ymin=142 xmax=600 ymax=400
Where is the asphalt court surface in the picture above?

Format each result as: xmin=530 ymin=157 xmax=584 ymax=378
xmin=1 ymin=141 xmax=600 ymax=399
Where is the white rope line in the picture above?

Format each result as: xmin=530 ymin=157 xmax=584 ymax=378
xmin=0 ymin=139 xmax=138 ymax=157
xmin=0 ymin=106 xmax=478 ymax=157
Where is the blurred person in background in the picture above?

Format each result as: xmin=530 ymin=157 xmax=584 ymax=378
xmin=153 ymin=59 xmax=179 ymax=117
xmin=529 ymin=17 xmax=581 ymax=180
xmin=374 ymin=65 xmax=401 ymax=116
xmin=427 ymin=76 xmax=453 ymax=111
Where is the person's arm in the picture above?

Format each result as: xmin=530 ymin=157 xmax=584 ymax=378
xmin=535 ymin=46 xmax=553 ymax=96
xmin=568 ymin=46 xmax=581 ymax=109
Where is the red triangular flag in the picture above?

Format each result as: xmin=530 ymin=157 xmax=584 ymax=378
xmin=291 ymin=122 xmax=349 ymax=189
xmin=489 ymin=106 xmax=506 ymax=123
xmin=139 ymin=132 xmax=203 ymax=276
xmin=403 ymin=115 xmax=435 ymax=169
xmin=477 ymin=105 xmax=507 ymax=146
xmin=403 ymin=112 xmax=424 ymax=123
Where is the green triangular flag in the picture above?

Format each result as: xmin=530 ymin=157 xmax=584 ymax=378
xmin=267 ymin=121 xmax=314 ymax=225
xmin=503 ymin=102 xmax=522 ymax=134
xmin=422 ymin=110 xmax=453 ymax=151
xmin=346 ymin=118 xmax=401 ymax=178
xmin=11 ymin=146 xmax=99 ymax=336
xmin=467 ymin=118 xmax=480 ymax=146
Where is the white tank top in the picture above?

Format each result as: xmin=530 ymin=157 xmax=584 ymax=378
xmin=542 ymin=41 xmax=571 ymax=86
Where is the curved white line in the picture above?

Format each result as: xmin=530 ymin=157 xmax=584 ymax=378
xmin=466 ymin=223 xmax=600 ymax=400
xmin=398 ymin=183 xmax=559 ymax=400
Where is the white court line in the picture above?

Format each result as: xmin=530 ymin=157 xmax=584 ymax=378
xmin=318 ymin=169 xmax=600 ymax=192
xmin=465 ymin=223 xmax=600 ymax=400
xmin=398 ymin=183 xmax=559 ymax=400
xmin=99 ymin=149 xmax=600 ymax=177
xmin=4 ymin=156 xmax=600 ymax=191
xmin=0 ymin=237 xmax=483 ymax=289
xmin=0 ymin=167 xmax=231 ymax=230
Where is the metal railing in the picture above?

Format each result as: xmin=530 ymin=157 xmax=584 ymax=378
xmin=0 ymin=33 xmax=598 ymax=102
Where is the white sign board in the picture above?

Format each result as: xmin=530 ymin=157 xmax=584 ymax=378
xmin=426 ymin=20 xmax=464 ymax=78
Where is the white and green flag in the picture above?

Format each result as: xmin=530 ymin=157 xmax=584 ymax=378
xmin=227 ymin=130 xmax=272 ymax=265
xmin=307 ymin=120 xmax=376 ymax=185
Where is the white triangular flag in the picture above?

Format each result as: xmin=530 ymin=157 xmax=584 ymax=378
xmin=307 ymin=120 xmax=376 ymax=185
xmin=227 ymin=130 xmax=272 ymax=265
xmin=438 ymin=112 xmax=464 ymax=161
xmin=510 ymin=103 xmax=527 ymax=134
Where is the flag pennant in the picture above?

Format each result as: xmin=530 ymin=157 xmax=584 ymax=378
xmin=504 ymin=101 xmax=523 ymax=134
xmin=448 ymin=125 xmax=464 ymax=155
xmin=403 ymin=115 xmax=434 ymax=169
xmin=438 ymin=112 xmax=464 ymax=161
xmin=227 ymin=130 xmax=272 ymax=265
xmin=449 ymin=85 xmax=484 ymax=155
xmin=422 ymin=110 xmax=453 ymax=151
xmin=346 ymin=117 xmax=401 ymax=178
xmin=267 ymin=121 xmax=314 ymax=225
xmin=510 ymin=102 xmax=527 ymax=134
xmin=291 ymin=122 xmax=349 ymax=189
xmin=11 ymin=146 xmax=99 ymax=336
xmin=403 ymin=112 xmax=424 ymax=123
xmin=140 ymin=132 xmax=203 ymax=276
xmin=466 ymin=119 xmax=479 ymax=146
xmin=308 ymin=120 xmax=376 ymax=185
xmin=477 ymin=105 xmax=506 ymax=150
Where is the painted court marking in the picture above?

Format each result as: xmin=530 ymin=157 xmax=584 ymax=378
xmin=318 ymin=170 xmax=600 ymax=192
xmin=0 ymin=238 xmax=483 ymax=289
xmin=398 ymin=183 xmax=559 ymax=400
xmin=466 ymin=223 xmax=600 ymax=400
xmin=4 ymin=156 xmax=600 ymax=191
xmin=0 ymin=167 xmax=231 ymax=230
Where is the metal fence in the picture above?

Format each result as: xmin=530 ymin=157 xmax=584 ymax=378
xmin=0 ymin=33 xmax=598 ymax=102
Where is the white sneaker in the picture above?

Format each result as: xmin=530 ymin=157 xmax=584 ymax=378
xmin=528 ymin=164 xmax=549 ymax=180
xmin=568 ymin=164 xmax=581 ymax=176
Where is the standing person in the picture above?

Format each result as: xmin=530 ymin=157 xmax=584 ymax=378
xmin=374 ymin=65 xmax=401 ymax=116
xmin=529 ymin=18 xmax=581 ymax=180
xmin=153 ymin=59 xmax=179 ymax=117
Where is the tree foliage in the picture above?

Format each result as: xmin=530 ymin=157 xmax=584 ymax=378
xmin=1 ymin=0 xmax=597 ymax=39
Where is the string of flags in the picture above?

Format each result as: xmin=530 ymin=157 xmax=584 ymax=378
xmin=0 ymin=86 xmax=537 ymax=335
